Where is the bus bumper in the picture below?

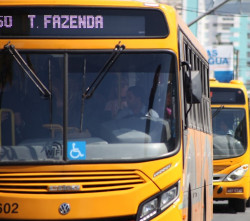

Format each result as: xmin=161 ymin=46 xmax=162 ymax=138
xmin=213 ymin=176 xmax=250 ymax=200
xmin=0 ymin=194 xmax=183 ymax=221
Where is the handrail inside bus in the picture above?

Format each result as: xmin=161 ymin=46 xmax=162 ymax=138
xmin=0 ymin=109 xmax=15 ymax=146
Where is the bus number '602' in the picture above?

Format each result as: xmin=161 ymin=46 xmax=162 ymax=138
xmin=0 ymin=203 xmax=18 ymax=214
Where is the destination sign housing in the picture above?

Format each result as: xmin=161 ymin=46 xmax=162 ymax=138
xmin=0 ymin=7 xmax=168 ymax=38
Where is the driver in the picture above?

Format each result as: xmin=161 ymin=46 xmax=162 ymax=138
xmin=116 ymin=86 xmax=145 ymax=119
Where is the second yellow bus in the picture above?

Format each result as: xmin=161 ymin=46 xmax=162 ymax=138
xmin=211 ymin=79 xmax=250 ymax=212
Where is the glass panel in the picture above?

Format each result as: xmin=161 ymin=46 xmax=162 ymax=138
xmin=0 ymin=53 xmax=64 ymax=162
xmin=212 ymin=108 xmax=247 ymax=160
xmin=211 ymin=88 xmax=245 ymax=104
xmin=0 ymin=51 xmax=178 ymax=163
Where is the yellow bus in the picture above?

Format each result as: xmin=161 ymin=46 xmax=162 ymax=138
xmin=210 ymin=79 xmax=250 ymax=212
xmin=0 ymin=1 xmax=213 ymax=220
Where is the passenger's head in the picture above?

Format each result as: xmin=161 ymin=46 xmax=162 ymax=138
xmin=126 ymin=86 xmax=144 ymax=113
xmin=215 ymin=118 xmax=230 ymax=135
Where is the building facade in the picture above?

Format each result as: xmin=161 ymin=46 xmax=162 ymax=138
xmin=184 ymin=0 xmax=250 ymax=90
xmin=156 ymin=0 xmax=250 ymax=89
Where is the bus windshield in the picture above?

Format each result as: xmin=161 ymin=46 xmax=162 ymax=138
xmin=0 ymin=50 xmax=178 ymax=163
xmin=212 ymin=108 xmax=247 ymax=160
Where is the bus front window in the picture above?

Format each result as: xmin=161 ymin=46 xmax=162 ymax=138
xmin=212 ymin=108 xmax=247 ymax=160
xmin=0 ymin=51 xmax=178 ymax=163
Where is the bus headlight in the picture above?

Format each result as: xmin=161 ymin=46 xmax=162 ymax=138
xmin=224 ymin=164 xmax=248 ymax=182
xmin=138 ymin=181 xmax=180 ymax=221
xmin=139 ymin=198 xmax=158 ymax=220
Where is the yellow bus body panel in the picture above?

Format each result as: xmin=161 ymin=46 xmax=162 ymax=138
xmin=0 ymin=153 xmax=183 ymax=219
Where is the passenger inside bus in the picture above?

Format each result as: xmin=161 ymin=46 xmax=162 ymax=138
xmin=213 ymin=118 xmax=245 ymax=157
xmin=116 ymin=86 xmax=146 ymax=119
xmin=165 ymin=84 xmax=173 ymax=119
xmin=104 ymin=73 xmax=128 ymax=118
xmin=214 ymin=119 xmax=233 ymax=136
xmin=116 ymin=85 xmax=159 ymax=119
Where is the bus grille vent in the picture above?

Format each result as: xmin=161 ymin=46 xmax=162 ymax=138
xmin=0 ymin=170 xmax=146 ymax=194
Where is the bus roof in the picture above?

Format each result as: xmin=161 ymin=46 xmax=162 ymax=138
xmin=210 ymin=79 xmax=248 ymax=105
xmin=0 ymin=0 xmax=208 ymax=61
xmin=0 ymin=0 xmax=159 ymax=7
xmin=210 ymin=79 xmax=245 ymax=89
xmin=176 ymin=13 xmax=208 ymax=60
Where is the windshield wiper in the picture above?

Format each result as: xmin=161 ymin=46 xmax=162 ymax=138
xmin=82 ymin=42 xmax=125 ymax=99
xmin=4 ymin=43 xmax=51 ymax=98
xmin=212 ymin=105 xmax=224 ymax=118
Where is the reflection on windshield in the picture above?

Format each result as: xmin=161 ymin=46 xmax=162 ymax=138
xmin=0 ymin=52 xmax=178 ymax=163
xmin=212 ymin=108 xmax=247 ymax=160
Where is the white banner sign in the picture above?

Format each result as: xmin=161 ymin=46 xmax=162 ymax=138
xmin=207 ymin=45 xmax=234 ymax=71
xmin=207 ymin=45 xmax=234 ymax=82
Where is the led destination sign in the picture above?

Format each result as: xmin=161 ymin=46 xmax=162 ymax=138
xmin=27 ymin=14 xmax=104 ymax=29
xmin=0 ymin=8 xmax=168 ymax=38
xmin=211 ymin=88 xmax=245 ymax=104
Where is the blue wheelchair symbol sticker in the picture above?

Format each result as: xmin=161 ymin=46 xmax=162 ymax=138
xmin=67 ymin=141 xmax=86 ymax=160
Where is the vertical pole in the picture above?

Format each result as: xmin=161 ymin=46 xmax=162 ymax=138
xmin=63 ymin=53 xmax=68 ymax=161
xmin=234 ymin=49 xmax=239 ymax=80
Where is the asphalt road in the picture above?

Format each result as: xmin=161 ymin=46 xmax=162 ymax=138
xmin=213 ymin=200 xmax=250 ymax=221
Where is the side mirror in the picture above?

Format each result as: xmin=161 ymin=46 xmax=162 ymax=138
xmin=189 ymin=70 xmax=202 ymax=103
xmin=182 ymin=61 xmax=202 ymax=104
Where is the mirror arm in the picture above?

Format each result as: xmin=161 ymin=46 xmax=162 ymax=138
xmin=181 ymin=61 xmax=193 ymax=129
